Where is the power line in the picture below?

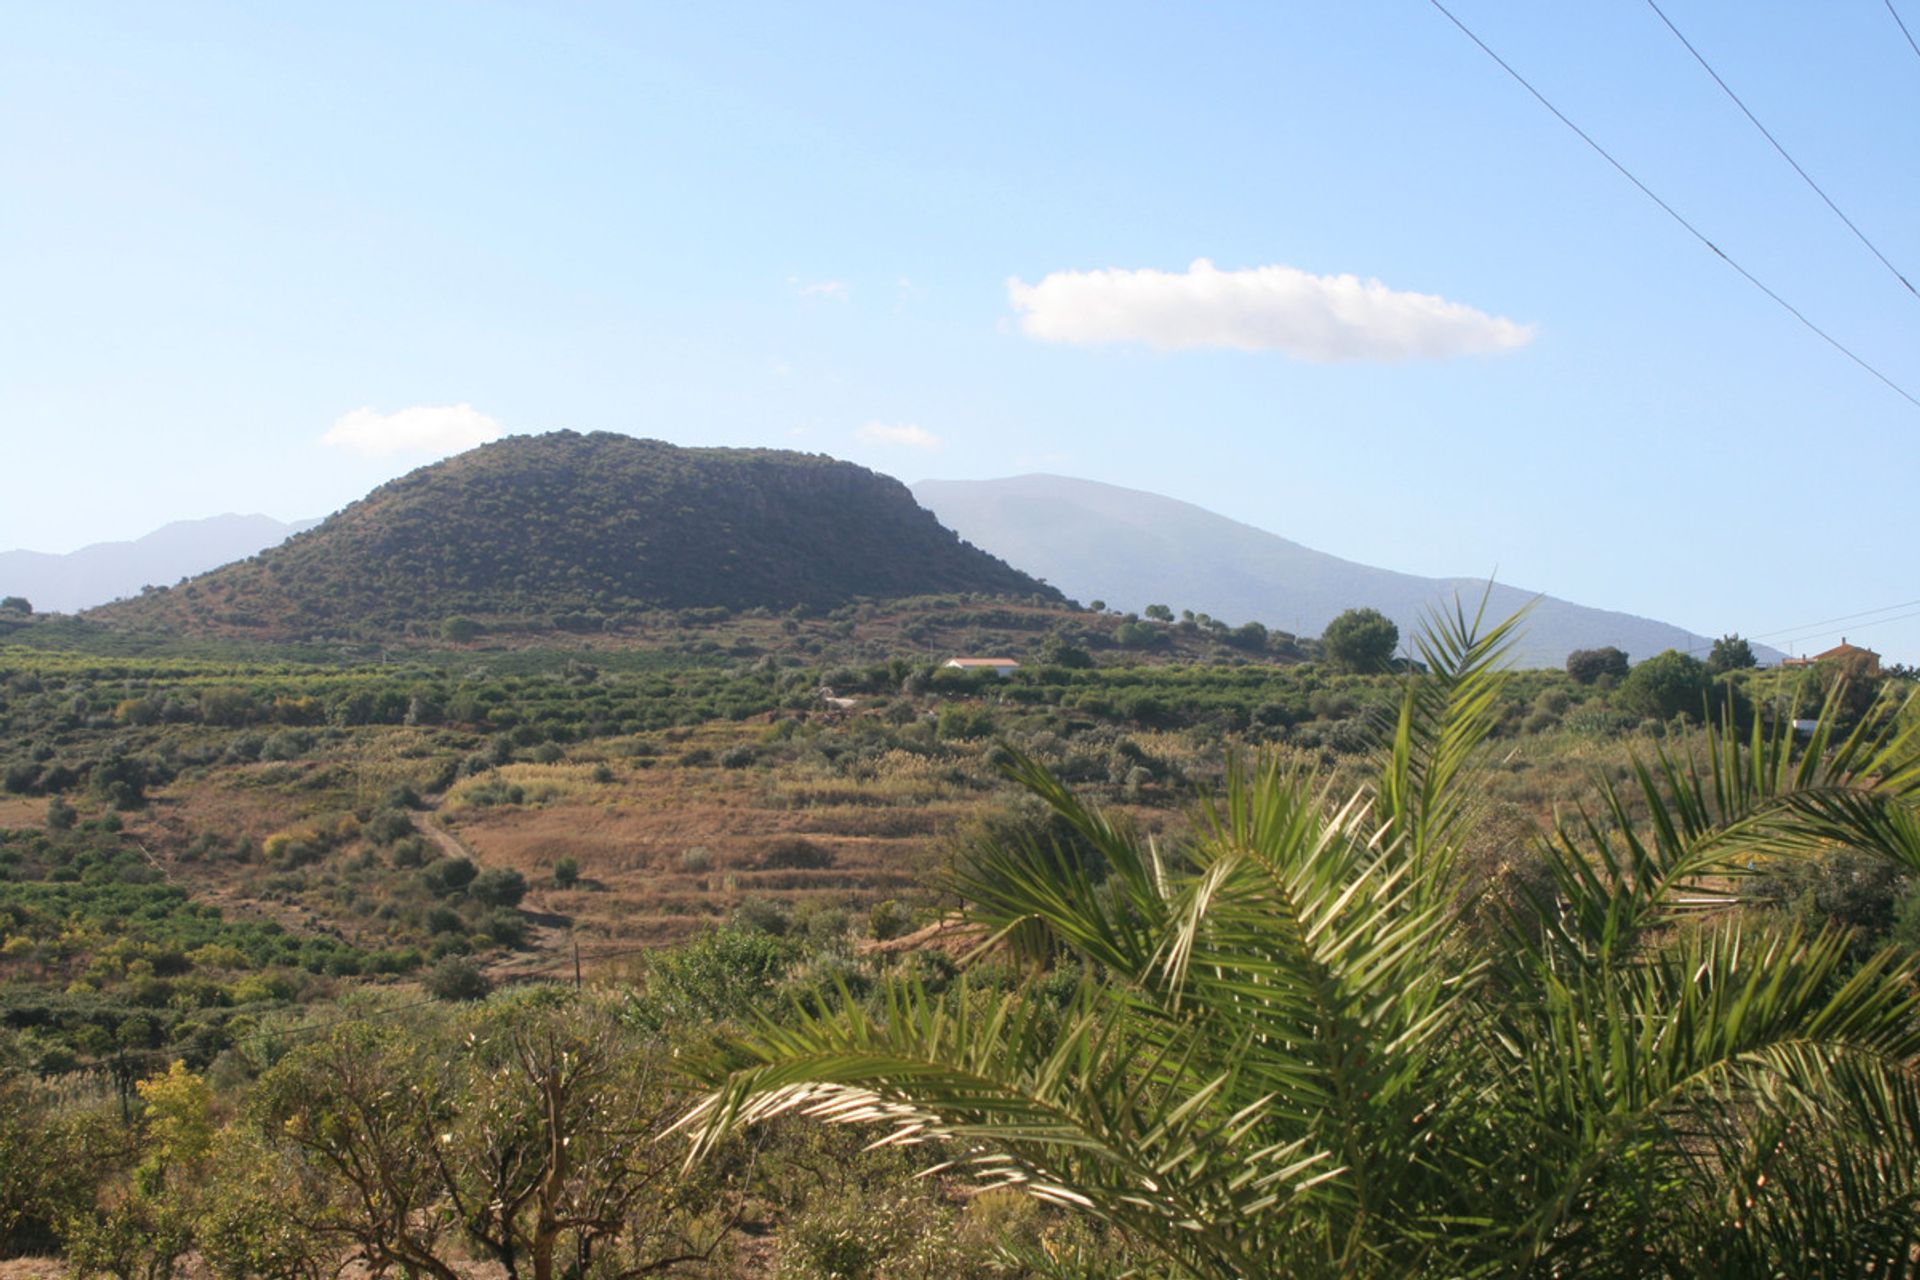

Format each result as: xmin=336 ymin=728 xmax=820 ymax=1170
xmin=1774 ymin=606 xmax=1920 ymax=655
xmin=1647 ymin=0 xmax=1917 ymax=300
xmin=1890 ymin=0 xmax=1920 ymax=64
xmin=1680 ymin=597 xmax=1920 ymax=657
xmin=1427 ymin=0 xmax=1920 ymax=412
xmin=1744 ymin=597 xmax=1920 ymax=643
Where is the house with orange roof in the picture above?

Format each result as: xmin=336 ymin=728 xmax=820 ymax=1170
xmin=1778 ymin=638 xmax=1880 ymax=675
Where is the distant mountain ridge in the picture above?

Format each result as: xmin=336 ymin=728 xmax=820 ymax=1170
xmin=0 ymin=514 xmax=317 ymax=615
xmin=913 ymin=474 xmax=1776 ymax=668
xmin=90 ymin=432 xmax=1057 ymax=637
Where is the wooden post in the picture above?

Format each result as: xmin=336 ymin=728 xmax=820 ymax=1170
xmin=573 ymin=936 xmax=582 ymax=991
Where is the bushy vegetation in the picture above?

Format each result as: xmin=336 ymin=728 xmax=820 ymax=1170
xmin=0 ymin=960 xmax=1139 ymax=1277
xmin=2 ymin=606 xmax=1916 ymax=1276
xmin=0 ymin=822 xmax=406 ymax=1083
xmin=686 ymin=612 xmax=1920 ymax=1277
xmin=89 ymin=432 xmax=1058 ymax=637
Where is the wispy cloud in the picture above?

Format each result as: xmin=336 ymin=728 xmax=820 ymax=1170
xmin=1007 ymin=259 xmax=1534 ymax=362
xmin=321 ymin=404 xmax=503 ymax=458
xmin=789 ymin=276 xmax=851 ymax=302
xmin=855 ymin=421 xmax=944 ymax=451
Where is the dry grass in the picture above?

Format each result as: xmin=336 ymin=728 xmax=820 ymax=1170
xmin=0 ymin=796 xmax=46 ymax=829
xmin=444 ymin=762 xmax=611 ymax=812
xmin=445 ymin=760 xmax=964 ymax=948
xmin=77 ymin=712 xmax=1615 ymax=966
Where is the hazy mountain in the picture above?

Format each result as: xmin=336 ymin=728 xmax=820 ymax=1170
xmin=92 ymin=432 xmax=1058 ymax=637
xmin=913 ymin=475 xmax=1775 ymax=668
xmin=0 ymin=514 xmax=316 ymax=615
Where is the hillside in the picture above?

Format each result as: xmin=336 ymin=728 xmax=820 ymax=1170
xmin=914 ymin=474 xmax=1777 ymax=668
xmin=0 ymin=513 xmax=315 ymax=614
xmin=91 ymin=433 xmax=1057 ymax=638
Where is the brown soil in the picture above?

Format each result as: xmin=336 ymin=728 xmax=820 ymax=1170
xmin=443 ymin=779 xmax=968 ymax=953
xmin=0 ymin=1260 xmax=69 ymax=1280
xmin=112 ymin=720 xmax=1006 ymax=975
xmin=0 ymin=797 xmax=46 ymax=829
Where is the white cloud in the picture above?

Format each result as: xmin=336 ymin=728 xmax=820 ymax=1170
xmin=789 ymin=276 xmax=851 ymax=302
xmin=1006 ymin=258 xmax=1534 ymax=362
xmin=855 ymin=421 xmax=944 ymax=451
xmin=321 ymin=404 xmax=503 ymax=458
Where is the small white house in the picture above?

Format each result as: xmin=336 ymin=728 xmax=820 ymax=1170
xmin=943 ymin=657 xmax=1020 ymax=677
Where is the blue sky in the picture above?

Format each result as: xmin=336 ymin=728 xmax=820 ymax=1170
xmin=4 ymin=2 xmax=1917 ymax=660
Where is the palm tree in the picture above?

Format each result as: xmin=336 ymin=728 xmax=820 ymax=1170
xmin=680 ymin=607 xmax=1920 ymax=1278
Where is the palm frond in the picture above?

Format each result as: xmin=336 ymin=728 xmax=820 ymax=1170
xmin=1524 ymin=687 xmax=1920 ymax=965
xmin=676 ymin=604 xmax=1920 ymax=1280
xmin=1501 ymin=915 xmax=1920 ymax=1274
xmin=675 ymin=975 xmax=1337 ymax=1277
xmin=1374 ymin=589 xmax=1528 ymax=874
xmin=950 ymin=749 xmax=1173 ymax=973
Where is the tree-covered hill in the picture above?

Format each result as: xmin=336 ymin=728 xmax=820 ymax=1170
xmin=89 ymin=433 xmax=1058 ymax=638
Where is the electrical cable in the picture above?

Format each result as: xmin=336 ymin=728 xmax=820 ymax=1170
xmin=1680 ymin=597 xmax=1920 ymax=656
xmin=1889 ymin=0 xmax=1920 ymax=64
xmin=1428 ymin=0 xmax=1920 ymax=411
xmin=1772 ymin=605 xmax=1920 ymax=655
xmin=1647 ymin=0 xmax=1917 ymax=299
xmin=1743 ymin=597 xmax=1920 ymax=643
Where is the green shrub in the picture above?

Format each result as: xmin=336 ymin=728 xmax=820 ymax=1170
xmin=1617 ymin=649 xmax=1709 ymax=722
xmin=45 ymin=796 xmax=75 ymax=832
xmin=869 ymin=899 xmax=911 ymax=942
xmin=470 ymin=867 xmax=527 ymax=908
xmin=481 ymin=909 xmax=527 ymax=948
xmin=732 ymin=896 xmax=792 ymax=936
xmin=423 ymin=857 xmax=477 ymax=894
xmin=760 ymin=838 xmax=834 ymax=871
xmin=423 ymin=956 xmax=490 ymax=1001
xmin=640 ymin=927 xmax=791 ymax=1025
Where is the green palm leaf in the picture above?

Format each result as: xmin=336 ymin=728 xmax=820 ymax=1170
xmin=679 ymin=608 xmax=1920 ymax=1280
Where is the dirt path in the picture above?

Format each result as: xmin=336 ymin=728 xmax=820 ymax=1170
xmin=417 ymin=808 xmax=476 ymax=863
xmin=421 ymin=807 xmax=575 ymax=978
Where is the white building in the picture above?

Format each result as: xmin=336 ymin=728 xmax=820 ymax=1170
xmin=942 ymin=657 xmax=1020 ymax=677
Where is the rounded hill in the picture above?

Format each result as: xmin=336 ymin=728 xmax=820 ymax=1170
xmin=92 ymin=432 xmax=1058 ymax=637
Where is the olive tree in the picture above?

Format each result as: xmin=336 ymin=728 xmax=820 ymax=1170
xmin=248 ymin=1019 xmax=464 ymax=1280
xmin=1617 ymin=648 xmax=1710 ymax=722
xmin=1320 ymin=607 xmax=1398 ymax=673
xmin=1566 ymin=645 xmax=1630 ymax=685
xmin=443 ymin=989 xmax=738 ymax=1280
xmin=1708 ymin=634 xmax=1758 ymax=675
